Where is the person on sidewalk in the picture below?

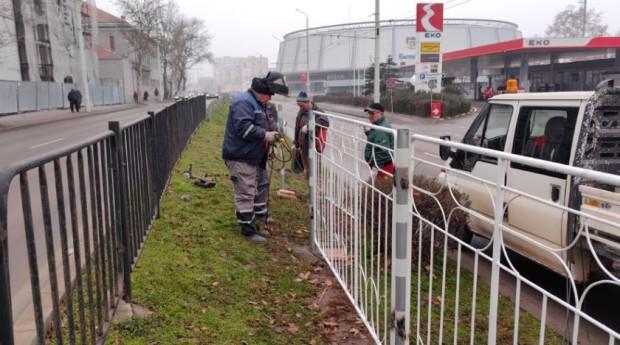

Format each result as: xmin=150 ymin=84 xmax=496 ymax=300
xmin=133 ymin=91 xmax=138 ymax=103
xmin=222 ymin=72 xmax=289 ymax=244
xmin=293 ymin=91 xmax=329 ymax=183
xmin=254 ymin=102 xmax=282 ymax=225
xmin=364 ymin=102 xmax=394 ymax=179
xmin=143 ymin=90 xmax=149 ymax=102
xmin=67 ymin=88 xmax=82 ymax=113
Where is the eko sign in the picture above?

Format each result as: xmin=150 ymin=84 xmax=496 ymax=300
xmin=416 ymin=3 xmax=443 ymax=32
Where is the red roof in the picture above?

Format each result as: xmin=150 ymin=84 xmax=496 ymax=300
xmin=82 ymin=4 xmax=122 ymax=23
xmin=444 ymin=36 xmax=620 ymax=62
xmin=97 ymin=45 xmax=123 ymax=60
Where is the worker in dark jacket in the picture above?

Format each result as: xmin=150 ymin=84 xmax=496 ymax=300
xmin=222 ymin=72 xmax=289 ymax=244
xmin=364 ymin=102 xmax=394 ymax=179
xmin=293 ymin=91 xmax=329 ymax=182
xmin=254 ymin=102 xmax=282 ymax=225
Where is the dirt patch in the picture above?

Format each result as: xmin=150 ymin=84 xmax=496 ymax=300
xmin=285 ymin=244 xmax=374 ymax=344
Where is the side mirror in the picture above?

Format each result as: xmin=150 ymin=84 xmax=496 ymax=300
xmin=439 ymin=135 xmax=453 ymax=161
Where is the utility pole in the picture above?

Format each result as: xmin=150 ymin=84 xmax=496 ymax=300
xmin=75 ymin=0 xmax=91 ymax=111
xmin=296 ymin=9 xmax=310 ymax=94
xmin=581 ymin=0 xmax=587 ymax=37
xmin=373 ymin=0 xmax=380 ymax=103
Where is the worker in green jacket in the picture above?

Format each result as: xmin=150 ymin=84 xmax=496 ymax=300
xmin=364 ymin=102 xmax=394 ymax=179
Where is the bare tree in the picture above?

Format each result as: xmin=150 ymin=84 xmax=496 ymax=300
xmin=154 ymin=0 xmax=179 ymax=99
xmin=114 ymin=0 xmax=165 ymax=103
xmin=170 ymin=16 xmax=213 ymax=93
xmin=545 ymin=4 xmax=608 ymax=38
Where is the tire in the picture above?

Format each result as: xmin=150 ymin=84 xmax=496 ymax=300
xmin=454 ymin=221 xmax=473 ymax=245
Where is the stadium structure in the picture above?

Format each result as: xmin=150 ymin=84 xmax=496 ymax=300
xmin=274 ymin=19 xmax=620 ymax=99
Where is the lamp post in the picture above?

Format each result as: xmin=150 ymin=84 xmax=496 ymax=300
xmin=296 ymin=8 xmax=310 ymax=94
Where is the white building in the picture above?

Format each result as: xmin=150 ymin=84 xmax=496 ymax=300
xmin=213 ymin=56 xmax=269 ymax=94
xmin=0 ymin=0 xmax=97 ymax=83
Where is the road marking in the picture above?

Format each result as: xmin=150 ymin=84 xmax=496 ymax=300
xmin=424 ymin=152 xmax=440 ymax=159
xmin=30 ymin=137 xmax=65 ymax=149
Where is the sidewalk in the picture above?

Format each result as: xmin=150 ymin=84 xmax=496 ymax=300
xmin=0 ymin=103 xmax=145 ymax=129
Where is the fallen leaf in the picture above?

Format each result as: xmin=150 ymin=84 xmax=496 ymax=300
xmin=248 ymin=301 xmax=258 ymax=306
xmin=212 ymin=281 xmax=220 ymax=287
xmin=323 ymin=321 xmax=339 ymax=328
xmin=349 ymin=328 xmax=360 ymax=335
xmin=298 ymin=271 xmax=311 ymax=280
xmin=324 ymin=279 xmax=333 ymax=287
xmin=287 ymin=323 xmax=299 ymax=334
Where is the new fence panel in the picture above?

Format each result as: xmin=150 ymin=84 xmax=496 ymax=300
xmin=309 ymin=110 xmax=620 ymax=345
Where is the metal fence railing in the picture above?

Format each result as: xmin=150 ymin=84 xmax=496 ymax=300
xmin=0 ymin=96 xmax=213 ymax=344
xmin=0 ymin=80 xmax=125 ymax=115
xmin=307 ymin=109 xmax=620 ymax=344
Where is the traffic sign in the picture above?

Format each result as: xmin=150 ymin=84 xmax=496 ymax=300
xmin=300 ymin=73 xmax=307 ymax=83
xmin=419 ymin=73 xmax=426 ymax=81
xmin=421 ymin=42 xmax=440 ymax=52
xmin=386 ymin=78 xmax=397 ymax=89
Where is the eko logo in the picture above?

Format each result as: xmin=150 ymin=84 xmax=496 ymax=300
xmin=416 ymin=3 xmax=444 ymax=33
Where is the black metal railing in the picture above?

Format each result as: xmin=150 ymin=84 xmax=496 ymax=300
xmin=0 ymin=95 xmax=213 ymax=344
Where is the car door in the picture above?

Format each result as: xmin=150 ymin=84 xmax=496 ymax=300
xmin=505 ymin=101 xmax=581 ymax=272
xmin=452 ymin=103 xmax=514 ymax=237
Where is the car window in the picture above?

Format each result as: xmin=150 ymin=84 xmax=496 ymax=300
xmin=511 ymin=106 xmax=578 ymax=178
xmin=458 ymin=104 xmax=512 ymax=169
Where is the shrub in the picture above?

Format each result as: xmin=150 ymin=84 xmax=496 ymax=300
xmin=363 ymin=175 xmax=471 ymax=265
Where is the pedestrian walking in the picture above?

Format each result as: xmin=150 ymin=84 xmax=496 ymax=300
xmin=221 ymin=72 xmax=289 ymax=244
xmin=133 ymin=91 xmax=138 ymax=103
xmin=363 ymin=102 xmax=394 ymax=179
xmin=143 ymin=90 xmax=149 ymax=101
xmin=67 ymin=88 xmax=83 ymax=113
xmin=292 ymin=91 xmax=329 ymax=182
xmin=154 ymin=88 xmax=159 ymax=99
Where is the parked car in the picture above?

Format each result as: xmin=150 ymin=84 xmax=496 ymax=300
xmin=174 ymin=91 xmax=195 ymax=101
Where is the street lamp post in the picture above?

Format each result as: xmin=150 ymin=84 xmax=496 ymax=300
xmin=296 ymin=9 xmax=310 ymax=94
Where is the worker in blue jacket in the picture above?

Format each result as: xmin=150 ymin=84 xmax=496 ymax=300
xmin=222 ymin=72 xmax=289 ymax=244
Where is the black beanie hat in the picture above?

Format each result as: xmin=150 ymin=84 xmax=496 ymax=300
xmin=251 ymin=77 xmax=274 ymax=95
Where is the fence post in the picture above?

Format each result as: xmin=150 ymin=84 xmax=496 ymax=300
xmin=109 ymin=121 xmax=132 ymax=302
xmin=487 ymin=157 xmax=508 ymax=345
xmin=0 ymin=170 xmax=15 ymax=344
xmin=390 ymin=129 xmax=412 ymax=345
xmin=308 ymin=109 xmax=316 ymax=250
xmin=147 ymin=111 xmax=160 ymax=219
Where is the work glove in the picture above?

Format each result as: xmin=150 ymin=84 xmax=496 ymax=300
xmin=264 ymin=131 xmax=279 ymax=143
xmin=301 ymin=125 xmax=308 ymax=134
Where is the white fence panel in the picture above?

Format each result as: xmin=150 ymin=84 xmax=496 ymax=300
xmin=309 ymin=109 xmax=620 ymax=345
xmin=18 ymin=82 xmax=37 ymax=112
xmin=0 ymin=81 xmax=18 ymax=114
xmin=48 ymin=83 xmax=63 ymax=109
xmin=35 ymin=82 xmax=49 ymax=110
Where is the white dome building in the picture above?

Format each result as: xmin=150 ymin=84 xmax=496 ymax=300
xmin=275 ymin=19 xmax=522 ymax=95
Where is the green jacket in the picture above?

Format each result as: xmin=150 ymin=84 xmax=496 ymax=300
xmin=364 ymin=116 xmax=394 ymax=168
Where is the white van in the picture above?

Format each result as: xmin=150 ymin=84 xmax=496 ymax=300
xmin=439 ymin=80 xmax=620 ymax=282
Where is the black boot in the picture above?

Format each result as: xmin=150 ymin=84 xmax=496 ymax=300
xmin=252 ymin=220 xmax=271 ymax=238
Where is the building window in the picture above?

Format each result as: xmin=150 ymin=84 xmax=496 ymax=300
xmin=36 ymin=24 xmax=49 ymax=43
xmin=109 ymin=35 xmax=115 ymax=50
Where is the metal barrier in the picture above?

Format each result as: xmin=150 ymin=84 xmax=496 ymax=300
xmin=308 ymin=109 xmax=620 ymax=344
xmin=0 ymin=80 xmax=125 ymax=115
xmin=0 ymin=96 xmax=209 ymax=344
